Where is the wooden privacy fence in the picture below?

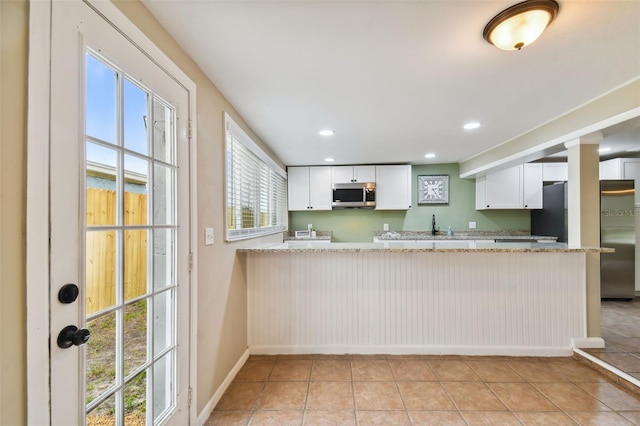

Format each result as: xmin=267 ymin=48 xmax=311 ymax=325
xmin=86 ymin=188 xmax=148 ymax=314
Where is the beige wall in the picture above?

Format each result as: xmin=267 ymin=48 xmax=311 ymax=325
xmin=5 ymin=0 xmax=636 ymax=422
xmin=1 ymin=0 xmax=283 ymax=421
xmin=0 ymin=0 xmax=28 ymax=424
xmin=110 ymin=0 xmax=284 ymax=415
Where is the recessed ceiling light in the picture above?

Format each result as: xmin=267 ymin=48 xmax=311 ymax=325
xmin=463 ymin=122 xmax=481 ymax=130
xmin=318 ymin=129 xmax=335 ymax=136
xmin=424 ymin=153 xmax=436 ymax=159
xmin=324 ymin=157 xmax=335 ymax=162
xmin=598 ymin=147 xmax=612 ymax=153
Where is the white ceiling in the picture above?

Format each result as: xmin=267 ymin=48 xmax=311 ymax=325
xmin=141 ymin=0 xmax=640 ymax=166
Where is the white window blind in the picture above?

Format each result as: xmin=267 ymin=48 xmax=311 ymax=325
xmin=225 ymin=113 xmax=287 ymax=241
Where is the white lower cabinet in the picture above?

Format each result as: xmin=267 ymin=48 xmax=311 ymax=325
xmin=375 ymin=165 xmax=412 ymax=210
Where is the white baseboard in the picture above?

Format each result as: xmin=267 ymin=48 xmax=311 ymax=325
xmin=572 ymin=337 xmax=605 ymax=349
xmin=574 ymin=348 xmax=640 ymax=388
xmin=197 ymin=348 xmax=250 ymax=426
xmin=249 ymin=345 xmax=573 ymax=357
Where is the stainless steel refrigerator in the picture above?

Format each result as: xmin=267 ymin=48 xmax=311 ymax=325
xmin=531 ymin=180 xmax=635 ymax=299
xmin=600 ymin=179 xmax=636 ymax=299
xmin=531 ymin=182 xmax=568 ymax=243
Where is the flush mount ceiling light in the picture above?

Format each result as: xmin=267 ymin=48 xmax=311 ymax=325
xmin=483 ymin=0 xmax=559 ymax=51
xmin=324 ymin=157 xmax=336 ymax=162
xmin=424 ymin=153 xmax=436 ymax=159
xmin=598 ymin=147 xmax=612 ymax=153
xmin=463 ymin=121 xmax=481 ymax=130
xmin=318 ymin=129 xmax=335 ymax=136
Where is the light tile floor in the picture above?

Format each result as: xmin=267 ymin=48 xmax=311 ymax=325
xmin=585 ymin=298 xmax=640 ymax=381
xmin=206 ymin=354 xmax=640 ymax=425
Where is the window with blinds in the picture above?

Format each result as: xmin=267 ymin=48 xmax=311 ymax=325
xmin=225 ymin=113 xmax=287 ymax=241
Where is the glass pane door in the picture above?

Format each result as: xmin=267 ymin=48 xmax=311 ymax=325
xmin=84 ymin=51 xmax=178 ymax=425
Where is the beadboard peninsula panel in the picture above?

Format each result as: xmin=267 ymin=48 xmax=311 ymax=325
xmin=246 ymin=252 xmax=586 ymax=356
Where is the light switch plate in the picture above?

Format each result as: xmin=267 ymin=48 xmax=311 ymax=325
xmin=383 ymin=223 xmax=389 ymax=231
xmin=205 ymin=227 xmax=214 ymax=245
xmin=469 ymin=221 xmax=477 ymax=229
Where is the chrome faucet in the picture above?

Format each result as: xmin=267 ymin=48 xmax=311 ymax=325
xmin=431 ymin=214 xmax=439 ymax=236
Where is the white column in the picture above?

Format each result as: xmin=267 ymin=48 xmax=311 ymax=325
xmin=565 ymin=133 xmax=602 ymax=339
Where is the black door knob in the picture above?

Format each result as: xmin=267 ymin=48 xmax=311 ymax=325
xmin=57 ymin=325 xmax=91 ymax=349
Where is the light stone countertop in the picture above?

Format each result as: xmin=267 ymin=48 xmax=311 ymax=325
xmin=237 ymin=241 xmax=613 ymax=254
xmin=373 ymin=230 xmax=557 ymax=241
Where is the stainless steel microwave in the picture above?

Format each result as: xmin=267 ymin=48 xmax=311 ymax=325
xmin=332 ymin=182 xmax=376 ymax=209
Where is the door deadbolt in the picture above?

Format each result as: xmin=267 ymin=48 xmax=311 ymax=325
xmin=58 ymin=283 xmax=79 ymax=304
xmin=57 ymin=325 xmax=90 ymax=349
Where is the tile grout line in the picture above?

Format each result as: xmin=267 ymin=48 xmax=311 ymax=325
xmin=349 ymin=358 xmax=358 ymax=425
xmin=387 ymin=358 xmax=412 ymax=425
xmin=212 ymin=354 xmax=640 ymax=425
xmin=300 ymin=365 xmax=310 ymax=426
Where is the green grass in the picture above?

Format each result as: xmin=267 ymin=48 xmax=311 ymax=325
xmin=86 ymin=300 xmax=148 ymax=417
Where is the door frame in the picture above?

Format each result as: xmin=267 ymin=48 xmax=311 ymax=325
xmin=26 ymin=1 xmax=198 ymax=423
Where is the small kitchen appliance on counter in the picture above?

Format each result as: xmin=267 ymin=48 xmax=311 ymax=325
xmin=285 ymin=230 xmax=332 ymax=242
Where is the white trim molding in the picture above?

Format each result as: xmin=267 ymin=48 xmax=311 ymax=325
xmin=572 ymin=337 xmax=606 ymax=349
xmin=197 ymin=349 xmax=250 ymax=426
xmin=26 ymin=1 xmax=53 ymax=423
xmin=250 ymin=345 xmax=573 ymax=357
xmin=574 ymin=348 xmax=640 ymax=388
xmin=26 ymin=0 xmax=198 ymax=423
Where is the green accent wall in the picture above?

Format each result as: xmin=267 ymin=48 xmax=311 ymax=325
xmin=289 ymin=164 xmax=531 ymax=242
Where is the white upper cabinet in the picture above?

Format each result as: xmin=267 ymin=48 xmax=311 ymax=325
xmin=332 ymin=165 xmax=376 ymax=183
xmin=375 ymin=165 xmax=412 ymax=210
xmin=476 ymin=163 xmax=542 ymax=210
xmin=287 ymin=167 xmax=309 ymax=211
xmin=541 ymin=163 xmax=568 ymax=182
xmin=600 ymin=158 xmax=640 ymax=206
xmin=522 ymin=163 xmax=543 ymax=209
xmin=287 ymin=166 xmax=332 ymax=211
xmin=599 ymin=158 xmax=621 ymax=180
xmin=476 ymin=165 xmax=523 ymax=209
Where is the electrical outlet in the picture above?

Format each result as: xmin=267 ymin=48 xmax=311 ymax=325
xmin=205 ymin=227 xmax=214 ymax=245
xmin=383 ymin=223 xmax=389 ymax=231
xmin=469 ymin=221 xmax=477 ymax=229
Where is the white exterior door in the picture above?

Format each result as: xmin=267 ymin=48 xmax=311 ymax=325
xmin=49 ymin=1 xmax=192 ymax=424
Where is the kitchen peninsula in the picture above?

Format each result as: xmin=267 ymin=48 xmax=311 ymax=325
xmin=238 ymin=242 xmax=611 ymax=357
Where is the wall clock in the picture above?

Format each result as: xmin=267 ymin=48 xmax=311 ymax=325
xmin=418 ymin=175 xmax=449 ymax=205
